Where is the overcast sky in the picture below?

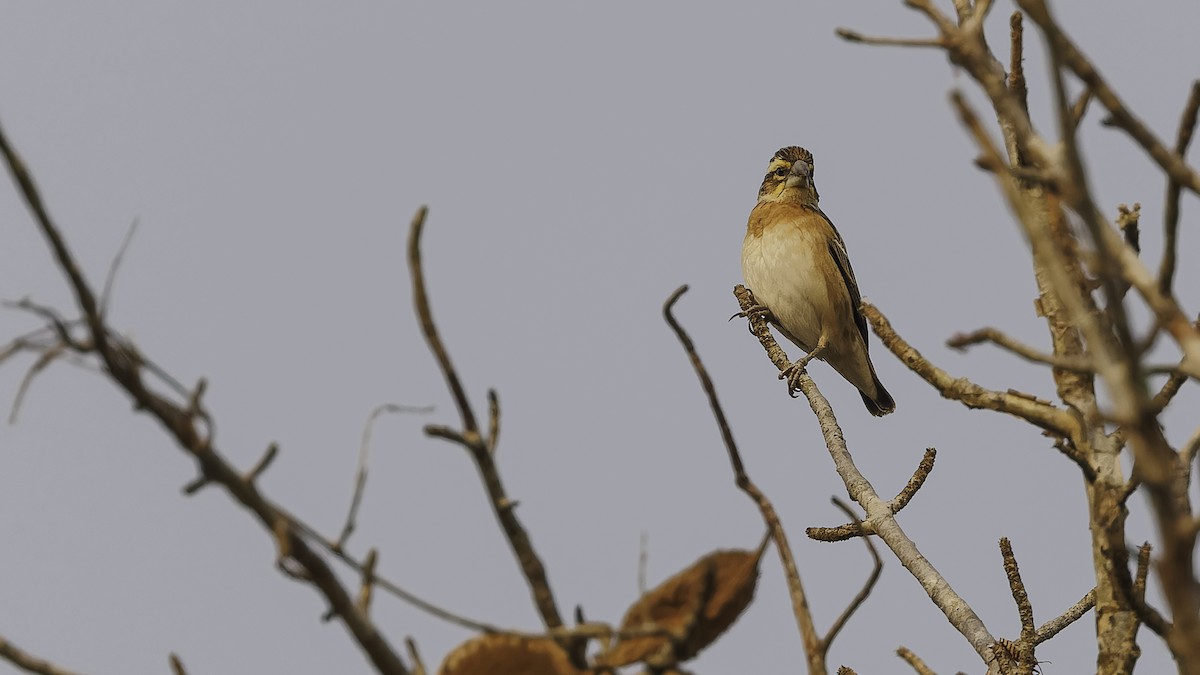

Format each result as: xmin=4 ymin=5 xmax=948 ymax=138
xmin=2 ymin=2 xmax=1198 ymax=673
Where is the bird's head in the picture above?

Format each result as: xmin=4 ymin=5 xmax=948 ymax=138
xmin=757 ymin=146 xmax=819 ymax=205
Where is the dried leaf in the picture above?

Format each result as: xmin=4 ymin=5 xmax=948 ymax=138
xmin=596 ymin=547 xmax=764 ymax=668
xmin=438 ymin=634 xmax=583 ymax=675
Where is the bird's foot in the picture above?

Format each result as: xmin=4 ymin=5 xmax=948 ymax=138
xmin=777 ymin=340 xmax=827 ymax=397
xmin=730 ymin=303 xmax=775 ymax=335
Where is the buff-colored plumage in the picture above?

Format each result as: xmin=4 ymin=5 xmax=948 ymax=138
xmin=741 ymin=146 xmax=894 ymax=416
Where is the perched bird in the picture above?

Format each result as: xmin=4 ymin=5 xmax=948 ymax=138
xmin=741 ymin=146 xmax=895 ymax=416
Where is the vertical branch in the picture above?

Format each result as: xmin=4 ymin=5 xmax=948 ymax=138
xmin=406 ymin=208 xmax=573 ymax=659
xmin=663 ymin=285 xmax=826 ymax=673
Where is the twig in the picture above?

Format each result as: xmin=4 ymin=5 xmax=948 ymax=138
xmin=335 ymin=403 xmax=432 ymax=551
xmin=1033 ymin=588 xmax=1094 ymax=643
xmin=405 ymin=638 xmax=426 ymax=675
xmin=0 ymin=633 xmax=81 ymax=675
xmin=1159 ymin=80 xmax=1200 ymax=296
xmin=947 ymin=327 xmax=1093 ymax=373
xmin=835 ymin=28 xmax=943 ymax=48
xmin=861 ymin=299 xmax=1076 ymax=436
xmin=407 ymin=207 xmax=573 ymax=660
xmin=99 ymin=218 xmax=139 ymax=321
xmin=734 ymin=286 xmax=1000 ymax=668
xmin=822 ymin=497 xmax=883 ymax=648
xmin=244 ymin=443 xmax=279 ymax=485
xmin=169 ymin=652 xmax=187 ymax=675
xmin=663 ymin=285 xmax=824 ymax=671
xmin=638 ymin=531 xmax=649 ymax=596
xmin=809 ymin=449 xmax=937 ymax=541
xmin=1018 ymin=0 xmax=1200 ymax=198
xmin=998 ymin=538 xmax=1035 ymax=641
xmin=0 ymin=115 xmax=411 ymax=675
xmin=407 ymin=206 xmax=477 ymax=434
xmin=896 ymin=646 xmax=937 ymax=675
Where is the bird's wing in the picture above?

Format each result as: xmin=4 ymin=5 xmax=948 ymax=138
xmin=814 ymin=207 xmax=869 ymax=345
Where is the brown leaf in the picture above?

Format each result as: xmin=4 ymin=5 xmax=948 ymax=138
xmin=596 ymin=547 xmax=764 ymax=669
xmin=438 ymin=634 xmax=583 ymax=675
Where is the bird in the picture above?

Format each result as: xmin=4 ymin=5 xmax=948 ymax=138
xmin=741 ymin=146 xmax=895 ymax=416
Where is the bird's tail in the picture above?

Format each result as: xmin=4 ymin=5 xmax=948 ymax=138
xmin=860 ymin=375 xmax=895 ymax=417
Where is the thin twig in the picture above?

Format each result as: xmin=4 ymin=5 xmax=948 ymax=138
xmin=0 ymin=634 xmax=82 ymax=675
xmin=897 ymin=646 xmax=938 ymax=675
xmin=947 ymin=327 xmax=1094 ymax=373
xmin=734 ymin=285 xmax=1000 ymax=668
xmin=0 ymin=115 xmax=412 ymax=675
xmin=1159 ymin=80 xmax=1200 ymax=296
xmin=835 ymin=28 xmax=943 ymax=48
xmin=406 ymin=207 xmax=572 ymax=660
xmin=999 ymin=538 xmax=1035 ymax=640
xmin=169 ymin=652 xmax=187 ymax=675
xmin=862 ymin=299 xmax=1076 ymax=436
xmin=822 ymin=497 xmax=883 ymax=648
xmin=335 ymin=403 xmax=432 ymax=551
xmin=1033 ymin=588 xmax=1095 ymax=643
xmin=663 ymin=285 xmax=824 ymax=671
xmin=1018 ymin=0 xmax=1200 ymax=198
xmin=99 ymin=218 xmax=139 ymax=321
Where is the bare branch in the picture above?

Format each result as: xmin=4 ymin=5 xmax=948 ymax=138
xmin=733 ymin=286 xmax=999 ymax=668
xmin=862 ymin=300 xmax=1076 ymax=436
xmin=1034 ymin=588 xmax=1095 ymax=644
xmin=335 ymin=403 xmax=432 ymax=552
xmin=406 ymin=207 xmax=572 ymax=660
xmin=810 ymin=448 xmax=937 ymax=541
xmin=0 ymin=634 xmax=82 ymax=675
xmin=663 ymin=285 xmax=824 ymax=671
xmin=896 ymin=646 xmax=937 ymax=675
xmin=244 ymin=442 xmax=279 ymax=485
xmin=1160 ymin=80 xmax=1200 ymax=296
xmin=0 ymin=116 xmax=411 ymax=675
xmin=1018 ymin=0 xmax=1200 ymax=197
xmin=998 ymin=538 xmax=1036 ymax=640
xmin=168 ymin=652 xmax=187 ymax=675
xmin=99 ymin=218 xmax=139 ymax=321
xmin=947 ymin=326 xmax=1093 ymax=373
xmin=405 ymin=638 xmax=426 ymax=675
xmin=821 ymin=497 xmax=883 ymax=648
xmin=407 ymin=206 xmax=478 ymax=434
xmin=835 ymin=28 xmax=943 ymax=48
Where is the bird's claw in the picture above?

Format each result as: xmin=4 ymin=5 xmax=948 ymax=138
xmin=778 ymin=360 xmax=809 ymax=398
xmin=731 ymin=304 xmax=775 ymax=336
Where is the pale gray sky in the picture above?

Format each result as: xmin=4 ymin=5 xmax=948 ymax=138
xmin=2 ymin=2 xmax=1197 ymax=673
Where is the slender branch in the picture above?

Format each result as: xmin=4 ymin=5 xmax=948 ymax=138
xmin=406 ymin=207 xmax=477 ymax=435
xmin=1018 ymin=0 xmax=1200 ymax=197
xmin=998 ymin=538 xmax=1035 ymax=641
xmin=335 ymin=404 xmax=432 ymax=552
xmin=0 ymin=634 xmax=81 ymax=675
xmin=406 ymin=207 xmax=572 ymax=658
xmin=1033 ymin=588 xmax=1094 ymax=643
xmin=835 ymin=28 xmax=943 ymax=48
xmin=0 ymin=116 xmax=411 ymax=675
xmin=1160 ymin=80 xmax=1200 ymax=296
xmin=663 ymin=285 xmax=824 ymax=672
xmin=862 ymin=300 xmax=1076 ymax=436
xmin=896 ymin=646 xmax=937 ymax=675
xmin=821 ymin=497 xmax=883 ymax=648
xmin=99 ymin=219 xmax=139 ymax=321
xmin=168 ymin=652 xmax=187 ymax=675
xmin=809 ymin=448 xmax=937 ymax=541
xmin=947 ymin=327 xmax=1093 ymax=373
xmin=734 ymin=286 xmax=999 ymax=668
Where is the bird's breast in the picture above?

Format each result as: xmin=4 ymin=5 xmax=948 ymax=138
xmin=741 ymin=218 xmax=840 ymax=353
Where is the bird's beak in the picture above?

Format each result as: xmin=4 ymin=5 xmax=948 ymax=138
xmin=784 ymin=161 xmax=811 ymax=189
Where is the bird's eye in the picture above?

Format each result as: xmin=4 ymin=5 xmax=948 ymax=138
xmin=774 ymin=167 xmax=788 ymax=177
